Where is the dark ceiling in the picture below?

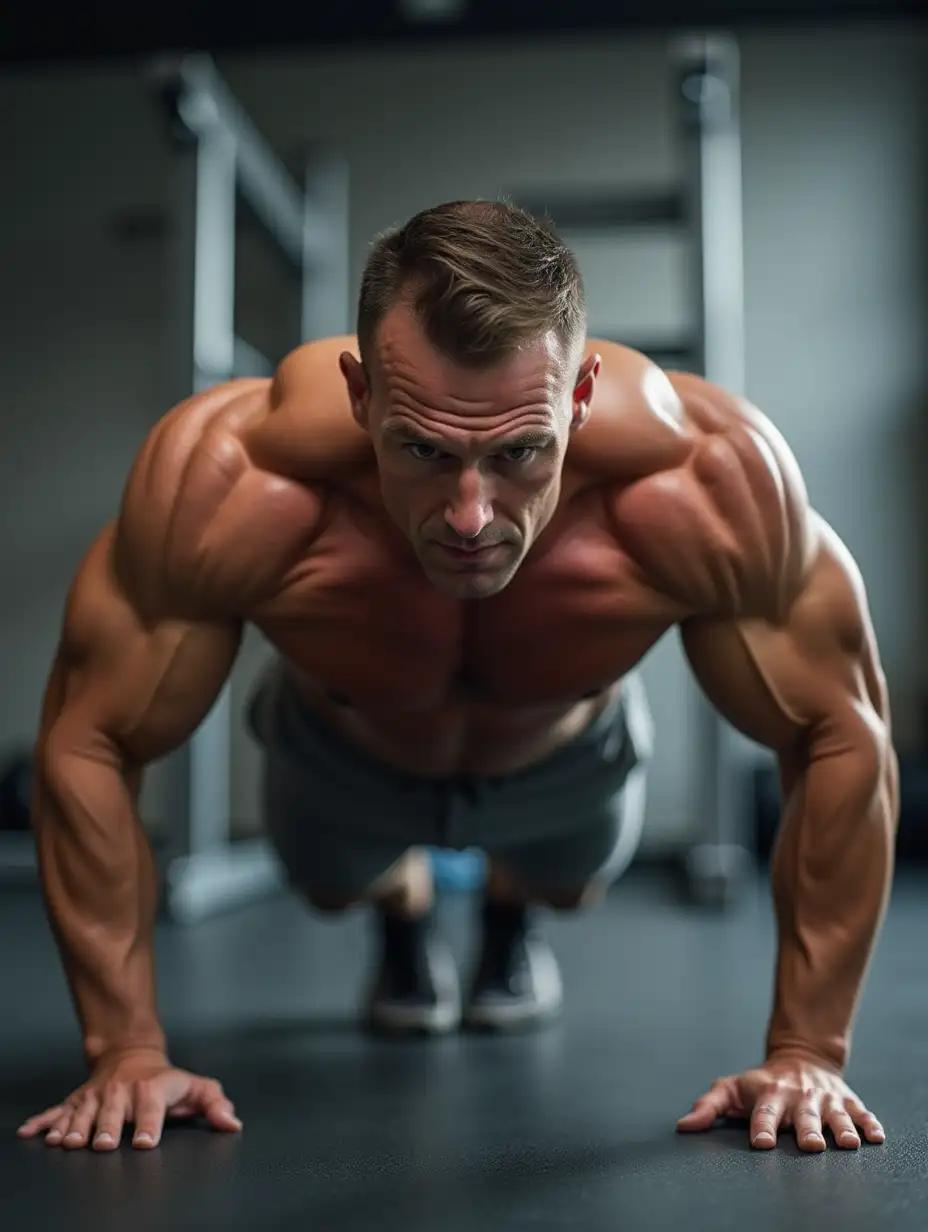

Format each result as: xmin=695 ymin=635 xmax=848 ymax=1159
xmin=2 ymin=0 xmax=924 ymax=66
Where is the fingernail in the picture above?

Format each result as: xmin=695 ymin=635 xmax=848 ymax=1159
xmin=134 ymin=1133 xmax=153 ymax=1147
xmin=808 ymin=1134 xmax=825 ymax=1148
xmin=94 ymin=1133 xmax=114 ymax=1147
xmin=754 ymin=1132 xmax=775 ymax=1146
xmin=231 ymin=1118 xmax=243 ymax=1129
xmin=840 ymin=1131 xmax=859 ymax=1144
xmin=46 ymin=1132 xmax=62 ymax=1144
xmin=64 ymin=1132 xmax=83 ymax=1145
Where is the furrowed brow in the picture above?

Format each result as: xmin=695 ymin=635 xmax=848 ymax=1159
xmin=381 ymin=422 xmax=556 ymax=449
xmin=381 ymin=423 xmax=437 ymax=444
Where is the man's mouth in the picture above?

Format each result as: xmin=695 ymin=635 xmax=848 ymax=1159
xmin=435 ymin=541 xmax=506 ymax=561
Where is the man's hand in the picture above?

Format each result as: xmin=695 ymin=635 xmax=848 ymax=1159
xmin=16 ymin=1048 xmax=242 ymax=1151
xmin=676 ymin=1053 xmax=885 ymax=1152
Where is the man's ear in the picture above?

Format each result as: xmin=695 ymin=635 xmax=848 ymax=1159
xmin=340 ymin=352 xmax=371 ymax=429
xmin=571 ymin=353 xmax=601 ymax=430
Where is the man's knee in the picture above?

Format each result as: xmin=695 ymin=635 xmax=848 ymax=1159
xmin=299 ymin=848 xmax=431 ymax=917
xmin=487 ymin=860 xmax=605 ymax=911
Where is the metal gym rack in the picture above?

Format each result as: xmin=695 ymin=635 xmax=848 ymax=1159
xmin=516 ymin=34 xmax=752 ymax=906
xmin=0 ymin=58 xmax=350 ymax=914
xmin=150 ymin=54 xmax=350 ymax=922
xmin=0 ymin=56 xmax=353 ymax=907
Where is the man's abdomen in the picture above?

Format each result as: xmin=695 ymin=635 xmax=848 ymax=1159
xmin=295 ymin=679 xmax=618 ymax=778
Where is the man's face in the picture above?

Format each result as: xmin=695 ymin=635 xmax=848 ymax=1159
xmin=341 ymin=307 xmax=598 ymax=600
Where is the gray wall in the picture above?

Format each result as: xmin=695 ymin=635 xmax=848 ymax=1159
xmin=0 ymin=21 xmax=924 ymax=852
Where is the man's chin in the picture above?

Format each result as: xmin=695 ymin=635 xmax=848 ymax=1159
xmin=421 ymin=559 xmax=519 ymax=599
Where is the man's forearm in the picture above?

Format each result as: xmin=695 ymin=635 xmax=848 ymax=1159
xmin=33 ymin=748 xmax=167 ymax=1067
xmin=765 ymin=731 xmax=898 ymax=1072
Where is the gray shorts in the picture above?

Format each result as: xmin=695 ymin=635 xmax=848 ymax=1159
xmin=246 ymin=662 xmax=653 ymax=900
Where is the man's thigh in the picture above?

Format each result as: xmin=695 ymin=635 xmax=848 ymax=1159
xmin=248 ymin=661 xmax=441 ymax=901
xmin=265 ymin=785 xmax=412 ymax=903
xmin=485 ymin=762 xmax=648 ymax=894
xmin=474 ymin=674 xmax=653 ymax=892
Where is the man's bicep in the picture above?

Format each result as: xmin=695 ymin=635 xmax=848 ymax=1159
xmin=44 ymin=523 xmax=242 ymax=767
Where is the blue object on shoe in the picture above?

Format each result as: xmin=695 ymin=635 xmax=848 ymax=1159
xmin=429 ymin=848 xmax=486 ymax=891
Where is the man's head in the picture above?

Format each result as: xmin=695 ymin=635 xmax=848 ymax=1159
xmin=340 ymin=200 xmax=598 ymax=599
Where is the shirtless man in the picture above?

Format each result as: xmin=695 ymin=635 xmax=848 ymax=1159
xmin=16 ymin=201 xmax=894 ymax=1157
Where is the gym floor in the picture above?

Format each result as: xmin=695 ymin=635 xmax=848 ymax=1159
xmin=1 ymin=865 xmax=926 ymax=1232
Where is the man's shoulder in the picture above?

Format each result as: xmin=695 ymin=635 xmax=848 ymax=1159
xmin=586 ymin=353 xmax=815 ymax=620
xmin=247 ymin=336 xmax=374 ymax=480
xmin=573 ymin=342 xmax=692 ymax=481
xmin=115 ymin=375 xmax=324 ymax=619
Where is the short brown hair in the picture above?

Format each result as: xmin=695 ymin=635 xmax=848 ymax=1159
xmin=357 ymin=200 xmax=586 ymax=371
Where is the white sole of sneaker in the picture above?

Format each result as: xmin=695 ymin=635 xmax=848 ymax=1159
xmin=367 ymin=998 xmax=461 ymax=1035
xmin=463 ymin=937 xmax=563 ymax=1031
xmin=365 ymin=944 xmax=461 ymax=1035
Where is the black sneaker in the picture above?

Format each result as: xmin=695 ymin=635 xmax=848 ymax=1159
xmin=464 ymin=900 xmax=563 ymax=1031
xmin=365 ymin=908 xmax=461 ymax=1036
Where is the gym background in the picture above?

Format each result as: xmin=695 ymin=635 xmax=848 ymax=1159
xmin=1 ymin=9 xmax=925 ymax=865
xmin=0 ymin=4 xmax=926 ymax=1230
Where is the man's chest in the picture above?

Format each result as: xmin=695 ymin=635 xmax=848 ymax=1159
xmin=248 ymin=512 xmax=685 ymax=713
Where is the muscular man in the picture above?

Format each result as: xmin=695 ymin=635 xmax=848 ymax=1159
xmin=17 ymin=201 xmax=894 ymax=1156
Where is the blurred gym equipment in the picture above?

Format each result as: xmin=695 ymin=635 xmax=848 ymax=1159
xmin=0 ymin=59 xmax=350 ymax=909
xmin=674 ymin=35 xmax=753 ymax=908
xmin=150 ymin=55 xmax=350 ymax=923
xmin=517 ymin=35 xmax=752 ymax=908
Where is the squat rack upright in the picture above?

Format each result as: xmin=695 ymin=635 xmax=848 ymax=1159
xmin=516 ymin=35 xmax=752 ymax=906
xmin=151 ymin=55 xmax=350 ymax=923
xmin=0 ymin=56 xmax=350 ymax=898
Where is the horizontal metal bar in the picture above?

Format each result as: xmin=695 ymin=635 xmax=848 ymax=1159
xmin=151 ymin=54 xmax=311 ymax=269
xmin=516 ymin=191 xmax=685 ymax=231
xmin=640 ymin=347 xmax=699 ymax=371
xmin=594 ymin=336 xmax=698 ymax=371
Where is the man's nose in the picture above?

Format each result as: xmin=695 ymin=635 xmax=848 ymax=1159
xmin=444 ymin=466 xmax=493 ymax=539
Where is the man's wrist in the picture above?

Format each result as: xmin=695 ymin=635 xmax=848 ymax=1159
xmin=764 ymin=1040 xmax=845 ymax=1076
xmin=85 ymin=1030 xmax=168 ymax=1069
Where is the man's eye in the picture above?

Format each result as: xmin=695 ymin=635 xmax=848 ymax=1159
xmin=402 ymin=442 xmax=538 ymax=463
xmin=405 ymin=442 xmax=445 ymax=461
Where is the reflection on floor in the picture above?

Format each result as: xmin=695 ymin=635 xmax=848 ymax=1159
xmin=1 ymin=866 xmax=926 ymax=1232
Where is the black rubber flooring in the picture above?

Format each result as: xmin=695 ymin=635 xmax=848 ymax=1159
xmin=2 ymin=866 xmax=927 ymax=1231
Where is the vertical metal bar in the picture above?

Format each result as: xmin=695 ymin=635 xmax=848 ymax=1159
xmin=190 ymin=128 xmax=238 ymax=389
xmin=189 ymin=127 xmax=237 ymax=856
xmin=301 ymin=151 xmax=351 ymax=341
xmin=693 ymin=38 xmax=745 ymax=396
xmin=164 ymin=127 xmax=238 ymax=863
xmin=154 ymin=58 xmax=349 ymax=918
xmin=674 ymin=34 xmax=752 ymax=903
